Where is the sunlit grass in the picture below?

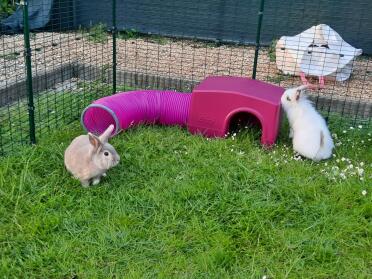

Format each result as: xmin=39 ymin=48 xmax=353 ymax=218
xmin=0 ymin=117 xmax=370 ymax=277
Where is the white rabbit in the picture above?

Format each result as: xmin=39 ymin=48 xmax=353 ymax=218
xmin=281 ymin=85 xmax=334 ymax=161
xmin=64 ymin=125 xmax=120 ymax=187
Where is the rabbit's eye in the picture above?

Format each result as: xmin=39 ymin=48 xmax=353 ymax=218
xmin=286 ymin=96 xmax=291 ymax=101
xmin=104 ymin=151 xmax=109 ymax=156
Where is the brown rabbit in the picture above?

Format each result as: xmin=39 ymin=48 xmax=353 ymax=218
xmin=64 ymin=125 xmax=120 ymax=187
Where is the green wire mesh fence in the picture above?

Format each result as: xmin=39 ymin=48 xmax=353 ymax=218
xmin=0 ymin=0 xmax=371 ymax=155
xmin=1 ymin=0 xmax=114 ymax=154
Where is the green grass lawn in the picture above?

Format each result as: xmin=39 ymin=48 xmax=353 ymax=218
xmin=0 ymin=115 xmax=371 ymax=277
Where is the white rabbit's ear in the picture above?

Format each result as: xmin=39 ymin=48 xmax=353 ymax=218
xmin=296 ymin=85 xmax=309 ymax=100
xmin=99 ymin=124 xmax=114 ymax=143
xmin=89 ymin=133 xmax=102 ymax=151
xmin=297 ymin=84 xmax=309 ymax=91
xmin=295 ymin=89 xmax=300 ymax=101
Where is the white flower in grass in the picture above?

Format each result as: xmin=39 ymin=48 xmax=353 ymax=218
xmin=262 ymin=276 xmax=268 ymax=279
xmin=360 ymin=177 xmax=364 ymax=181
xmin=332 ymin=133 xmax=338 ymax=139
xmin=331 ymin=166 xmax=339 ymax=176
xmin=238 ymin=151 xmax=245 ymax=156
xmin=343 ymin=130 xmax=347 ymax=133
xmin=360 ymin=162 xmax=364 ymax=167
xmin=340 ymin=172 xmax=346 ymax=179
xmin=356 ymin=167 xmax=364 ymax=176
xmin=333 ymin=154 xmax=337 ymax=157
xmin=361 ymin=140 xmax=364 ymax=144
xmin=358 ymin=125 xmax=363 ymax=129
xmin=231 ymin=149 xmax=234 ymax=152
xmin=362 ymin=190 xmax=367 ymax=196
xmin=341 ymin=157 xmax=346 ymax=161
xmin=350 ymin=126 xmax=354 ymax=130
xmin=325 ymin=162 xmax=328 ymax=166
xmin=336 ymin=159 xmax=340 ymax=163
xmin=336 ymin=142 xmax=342 ymax=146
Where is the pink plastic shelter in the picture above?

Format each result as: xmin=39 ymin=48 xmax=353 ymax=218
xmin=187 ymin=76 xmax=285 ymax=145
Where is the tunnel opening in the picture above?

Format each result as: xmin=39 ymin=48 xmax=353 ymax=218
xmin=81 ymin=104 xmax=120 ymax=136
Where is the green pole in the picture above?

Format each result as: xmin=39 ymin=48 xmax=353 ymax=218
xmin=112 ymin=0 xmax=117 ymax=94
xmin=252 ymin=0 xmax=265 ymax=79
xmin=22 ymin=0 xmax=36 ymax=144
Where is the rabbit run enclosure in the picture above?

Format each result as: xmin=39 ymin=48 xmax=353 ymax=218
xmin=0 ymin=0 xmax=371 ymax=154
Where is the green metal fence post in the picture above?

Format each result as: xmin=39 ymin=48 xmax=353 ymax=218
xmin=252 ymin=0 xmax=265 ymax=79
xmin=112 ymin=0 xmax=117 ymax=94
xmin=21 ymin=0 xmax=36 ymax=144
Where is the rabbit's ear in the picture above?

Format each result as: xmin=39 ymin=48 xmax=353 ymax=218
xmin=297 ymin=84 xmax=309 ymax=91
xmin=295 ymin=89 xmax=301 ymax=101
xmin=295 ymin=85 xmax=308 ymax=101
xmin=99 ymin=124 xmax=114 ymax=143
xmin=296 ymin=84 xmax=309 ymax=101
xmin=89 ymin=133 xmax=102 ymax=151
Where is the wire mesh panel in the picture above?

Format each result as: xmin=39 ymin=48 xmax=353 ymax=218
xmin=111 ymin=0 xmax=371 ymax=130
xmin=256 ymin=0 xmax=372 ymax=128
xmin=111 ymin=0 xmax=260 ymax=93
xmin=0 ymin=0 xmax=371 ymax=155
xmin=0 ymin=0 xmax=114 ymax=154
xmin=0 ymin=1 xmax=28 ymax=154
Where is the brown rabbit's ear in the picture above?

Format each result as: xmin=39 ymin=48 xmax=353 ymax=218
xmin=88 ymin=133 xmax=102 ymax=151
xmin=99 ymin=124 xmax=114 ymax=143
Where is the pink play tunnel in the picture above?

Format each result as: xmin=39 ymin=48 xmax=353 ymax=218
xmin=81 ymin=90 xmax=192 ymax=136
